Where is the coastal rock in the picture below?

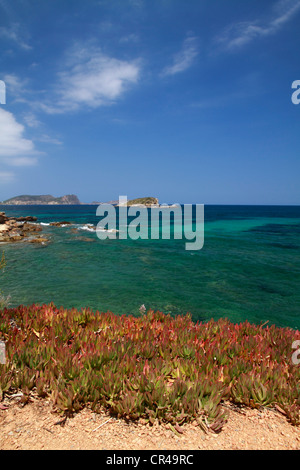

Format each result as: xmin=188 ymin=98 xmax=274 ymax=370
xmin=77 ymin=237 xmax=95 ymax=242
xmin=0 ymin=211 xmax=45 ymax=244
xmin=15 ymin=216 xmax=38 ymax=222
xmin=49 ymin=221 xmax=72 ymax=227
xmin=22 ymin=223 xmax=42 ymax=232
xmin=0 ymin=233 xmax=10 ymax=242
xmin=0 ymin=224 xmax=9 ymax=232
xmin=0 ymin=211 xmax=76 ymax=244
xmin=29 ymin=237 xmax=49 ymax=244
xmin=8 ymin=232 xmax=24 ymax=242
xmin=0 ymin=212 xmax=7 ymax=224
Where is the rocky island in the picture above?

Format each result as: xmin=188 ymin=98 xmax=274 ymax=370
xmin=0 ymin=194 xmax=80 ymax=205
xmin=117 ymin=197 xmax=159 ymax=207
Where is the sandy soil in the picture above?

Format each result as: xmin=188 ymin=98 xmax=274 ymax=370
xmin=0 ymin=397 xmax=299 ymax=450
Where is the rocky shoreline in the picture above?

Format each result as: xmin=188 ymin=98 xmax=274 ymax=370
xmin=0 ymin=212 xmax=49 ymax=244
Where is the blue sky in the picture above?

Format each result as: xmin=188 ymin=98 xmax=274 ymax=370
xmin=0 ymin=0 xmax=299 ymax=204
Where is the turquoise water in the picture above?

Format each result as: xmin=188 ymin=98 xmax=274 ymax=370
xmin=0 ymin=204 xmax=299 ymax=329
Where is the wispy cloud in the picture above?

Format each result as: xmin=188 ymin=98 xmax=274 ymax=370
xmin=0 ymin=23 xmax=31 ymax=50
xmin=0 ymin=171 xmax=15 ymax=184
xmin=215 ymin=0 xmax=300 ymax=51
xmin=128 ymin=0 xmax=144 ymax=7
xmin=161 ymin=36 xmax=199 ymax=77
xmin=39 ymin=46 xmax=141 ymax=114
xmin=3 ymin=74 xmax=32 ymax=105
xmin=22 ymin=112 xmax=42 ymax=129
xmin=192 ymin=88 xmax=259 ymax=110
xmin=36 ymin=134 xmax=63 ymax=146
xmin=22 ymin=112 xmax=62 ymax=145
xmin=191 ymin=71 xmax=263 ymax=110
xmin=119 ymin=33 xmax=139 ymax=44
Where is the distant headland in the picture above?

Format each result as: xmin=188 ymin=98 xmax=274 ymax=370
xmin=0 ymin=194 xmax=81 ymax=205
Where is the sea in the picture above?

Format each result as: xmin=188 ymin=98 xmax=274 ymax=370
xmin=0 ymin=204 xmax=299 ymax=329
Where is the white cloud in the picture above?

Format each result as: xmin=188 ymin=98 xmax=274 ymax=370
xmin=9 ymin=156 xmax=38 ymax=166
xmin=161 ymin=36 xmax=199 ymax=77
xmin=0 ymin=108 xmax=38 ymax=166
xmin=216 ymin=0 xmax=300 ymax=51
xmin=1 ymin=77 xmax=63 ymax=147
xmin=40 ymin=47 xmax=141 ymax=114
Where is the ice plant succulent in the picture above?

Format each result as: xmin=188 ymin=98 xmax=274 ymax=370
xmin=0 ymin=304 xmax=299 ymax=430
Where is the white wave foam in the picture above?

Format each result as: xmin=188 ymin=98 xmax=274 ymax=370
xmin=78 ymin=225 xmax=96 ymax=232
xmin=96 ymin=228 xmax=119 ymax=233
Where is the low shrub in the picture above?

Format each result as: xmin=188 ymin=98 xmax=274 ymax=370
xmin=0 ymin=304 xmax=299 ymax=431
